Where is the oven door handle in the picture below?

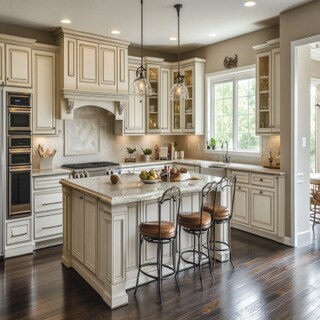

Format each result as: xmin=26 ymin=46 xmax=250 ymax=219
xmin=9 ymin=166 xmax=32 ymax=172
xmin=8 ymin=107 xmax=31 ymax=114
xmin=8 ymin=148 xmax=32 ymax=154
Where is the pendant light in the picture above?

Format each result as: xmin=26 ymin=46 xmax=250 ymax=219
xmin=132 ymin=0 xmax=151 ymax=96
xmin=170 ymin=4 xmax=189 ymax=101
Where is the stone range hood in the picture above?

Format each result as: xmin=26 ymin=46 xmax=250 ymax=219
xmin=58 ymin=89 xmax=130 ymax=120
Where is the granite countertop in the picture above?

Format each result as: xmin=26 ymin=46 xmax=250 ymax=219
xmin=119 ymin=159 xmax=285 ymax=176
xmin=32 ymin=168 xmax=71 ymax=177
xmin=60 ymin=173 xmax=220 ymax=205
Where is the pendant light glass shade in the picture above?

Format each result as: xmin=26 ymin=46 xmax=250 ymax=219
xmin=170 ymin=4 xmax=189 ymax=101
xmin=132 ymin=0 xmax=151 ymax=96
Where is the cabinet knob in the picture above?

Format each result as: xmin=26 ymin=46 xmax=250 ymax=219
xmin=259 ymin=190 xmax=263 ymax=194
xmin=260 ymin=178 xmax=263 ymax=182
xmin=238 ymin=186 xmax=241 ymax=190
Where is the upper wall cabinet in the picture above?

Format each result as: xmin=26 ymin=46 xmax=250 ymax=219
xmin=253 ymin=39 xmax=280 ymax=134
xmin=32 ymin=45 xmax=59 ymax=135
xmin=145 ymin=57 xmax=171 ymax=134
xmin=171 ymin=58 xmax=205 ymax=135
xmin=0 ymin=34 xmax=36 ymax=87
xmin=54 ymin=28 xmax=129 ymax=94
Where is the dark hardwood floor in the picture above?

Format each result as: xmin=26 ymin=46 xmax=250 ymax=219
xmin=1 ymin=228 xmax=320 ymax=320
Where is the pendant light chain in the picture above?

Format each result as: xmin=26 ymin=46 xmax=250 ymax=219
xmin=177 ymin=4 xmax=181 ymax=80
xmin=141 ymin=0 xmax=143 ymax=67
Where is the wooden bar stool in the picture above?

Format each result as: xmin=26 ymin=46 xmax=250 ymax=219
xmin=134 ymin=186 xmax=181 ymax=303
xmin=203 ymin=174 xmax=236 ymax=272
xmin=310 ymin=182 xmax=320 ymax=228
xmin=177 ymin=181 xmax=217 ymax=289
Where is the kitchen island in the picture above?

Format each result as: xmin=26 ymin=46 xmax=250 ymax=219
xmin=60 ymin=173 xmax=223 ymax=309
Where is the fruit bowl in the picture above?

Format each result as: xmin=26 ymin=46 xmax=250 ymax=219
xmin=140 ymin=179 xmax=159 ymax=184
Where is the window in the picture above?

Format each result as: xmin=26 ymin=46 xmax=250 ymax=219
xmin=207 ymin=66 xmax=260 ymax=153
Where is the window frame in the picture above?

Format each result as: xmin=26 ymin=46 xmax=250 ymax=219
xmin=205 ymin=65 xmax=261 ymax=157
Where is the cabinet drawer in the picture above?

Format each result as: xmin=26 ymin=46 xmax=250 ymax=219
xmin=35 ymin=213 xmax=62 ymax=239
xmin=6 ymin=219 xmax=31 ymax=245
xmin=34 ymin=191 xmax=63 ymax=212
xmin=232 ymin=171 xmax=249 ymax=184
xmin=34 ymin=174 xmax=69 ymax=190
xmin=251 ymin=173 xmax=274 ymax=188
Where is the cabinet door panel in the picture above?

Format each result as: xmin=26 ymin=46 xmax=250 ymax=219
xmin=160 ymin=68 xmax=170 ymax=132
xmin=0 ymin=43 xmax=4 ymax=84
xmin=233 ymin=185 xmax=249 ymax=224
xmin=124 ymin=68 xmax=145 ymax=134
xmin=84 ymin=196 xmax=97 ymax=273
xmin=33 ymin=50 xmax=56 ymax=135
xmin=272 ymin=48 xmax=280 ymax=132
xmin=6 ymin=44 xmax=31 ymax=87
xmin=117 ymin=47 xmax=128 ymax=93
xmin=72 ymin=191 xmax=85 ymax=262
xmin=78 ymin=41 xmax=98 ymax=89
xmin=250 ymin=188 xmax=275 ymax=232
xmin=99 ymin=44 xmax=116 ymax=91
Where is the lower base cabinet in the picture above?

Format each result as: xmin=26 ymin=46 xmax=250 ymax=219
xmin=230 ymin=170 xmax=285 ymax=242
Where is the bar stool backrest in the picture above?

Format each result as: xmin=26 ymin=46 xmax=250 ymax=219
xmin=215 ymin=173 xmax=237 ymax=220
xmin=157 ymin=186 xmax=181 ymax=240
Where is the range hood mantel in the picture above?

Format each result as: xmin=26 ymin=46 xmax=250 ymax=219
xmin=58 ymin=89 xmax=130 ymax=120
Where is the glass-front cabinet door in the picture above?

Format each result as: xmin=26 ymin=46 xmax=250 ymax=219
xmin=172 ymin=69 xmax=183 ymax=133
xmin=256 ymin=51 xmax=271 ymax=133
xmin=183 ymin=67 xmax=194 ymax=132
xmin=147 ymin=65 xmax=160 ymax=132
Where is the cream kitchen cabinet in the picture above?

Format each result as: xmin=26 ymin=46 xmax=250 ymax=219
xmin=32 ymin=46 xmax=58 ymax=135
xmin=55 ymin=28 xmax=129 ymax=94
xmin=253 ymin=39 xmax=280 ymax=134
xmin=230 ymin=169 xmax=285 ymax=243
xmin=5 ymin=218 xmax=33 ymax=258
xmin=145 ymin=57 xmax=171 ymax=134
xmin=6 ymin=44 xmax=32 ymax=87
xmin=33 ymin=173 xmax=69 ymax=249
xmin=120 ymin=57 xmax=146 ymax=135
xmin=171 ymin=58 xmax=205 ymax=135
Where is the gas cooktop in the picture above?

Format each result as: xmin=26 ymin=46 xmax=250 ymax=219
xmin=62 ymin=161 xmax=120 ymax=170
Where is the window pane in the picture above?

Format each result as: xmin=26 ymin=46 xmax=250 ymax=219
xmin=214 ymin=82 xmax=233 ymax=146
xmin=310 ymin=85 xmax=316 ymax=173
xmin=210 ymin=71 xmax=259 ymax=153
xmin=236 ymin=78 xmax=258 ymax=151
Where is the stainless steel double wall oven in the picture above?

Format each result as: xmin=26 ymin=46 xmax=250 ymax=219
xmin=7 ymin=93 xmax=32 ymax=218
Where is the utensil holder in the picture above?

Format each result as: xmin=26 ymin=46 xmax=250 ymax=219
xmin=40 ymin=157 xmax=54 ymax=170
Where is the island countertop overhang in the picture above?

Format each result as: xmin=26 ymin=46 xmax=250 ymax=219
xmin=60 ymin=173 xmax=220 ymax=205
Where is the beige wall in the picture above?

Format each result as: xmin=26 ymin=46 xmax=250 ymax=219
xmin=280 ymin=0 xmax=320 ymax=238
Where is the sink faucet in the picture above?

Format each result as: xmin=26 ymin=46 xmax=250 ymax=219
xmin=222 ymin=141 xmax=231 ymax=163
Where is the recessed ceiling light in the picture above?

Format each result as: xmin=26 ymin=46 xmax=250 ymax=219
xmin=60 ymin=19 xmax=71 ymax=24
xmin=169 ymin=37 xmax=177 ymax=41
xmin=209 ymin=33 xmax=217 ymax=37
xmin=111 ymin=30 xmax=121 ymax=35
xmin=244 ymin=1 xmax=256 ymax=7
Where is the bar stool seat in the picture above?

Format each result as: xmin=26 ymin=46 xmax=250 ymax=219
xmin=203 ymin=205 xmax=229 ymax=221
xmin=178 ymin=211 xmax=211 ymax=230
xmin=139 ymin=221 xmax=176 ymax=239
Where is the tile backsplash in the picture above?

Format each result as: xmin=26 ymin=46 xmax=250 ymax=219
xmin=33 ymin=106 xmax=280 ymax=169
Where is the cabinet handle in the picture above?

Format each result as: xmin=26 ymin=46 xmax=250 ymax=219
xmin=260 ymin=190 xmax=263 ymax=194
xmin=260 ymin=178 xmax=263 ymax=182
xmin=42 ymin=201 xmax=62 ymax=206
xmin=42 ymin=224 xmax=62 ymax=230
xmin=79 ymin=196 xmax=84 ymax=199
xmin=11 ymin=232 xmax=27 ymax=238
xmin=238 ymin=186 xmax=241 ymax=190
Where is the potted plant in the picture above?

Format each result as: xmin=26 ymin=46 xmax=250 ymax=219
xmin=209 ymin=138 xmax=216 ymax=150
xmin=141 ymin=148 xmax=152 ymax=162
xmin=126 ymin=147 xmax=136 ymax=159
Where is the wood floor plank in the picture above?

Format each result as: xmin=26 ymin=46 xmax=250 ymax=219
xmin=1 ymin=227 xmax=320 ymax=319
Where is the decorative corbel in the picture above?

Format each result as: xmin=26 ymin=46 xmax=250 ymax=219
xmin=118 ymin=102 xmax=126 ymax=115
xmin=66 ymin=99 xmax=74 ymax=114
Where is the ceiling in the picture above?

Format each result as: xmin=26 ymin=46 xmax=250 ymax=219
xmin=0 ymin=0 xmax=314 ymax=53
